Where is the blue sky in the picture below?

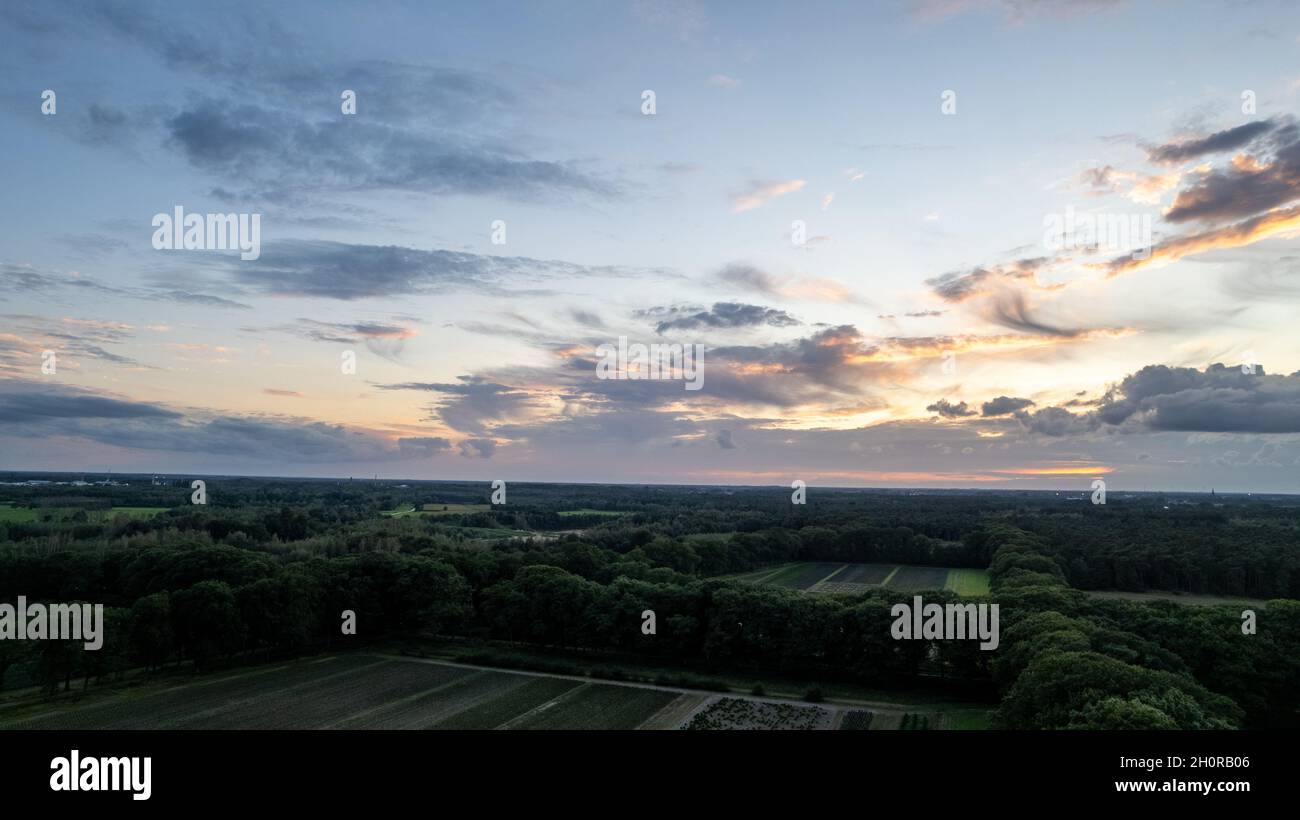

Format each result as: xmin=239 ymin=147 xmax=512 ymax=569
xmin=3 ymin=0 xmax=1300 ymax=492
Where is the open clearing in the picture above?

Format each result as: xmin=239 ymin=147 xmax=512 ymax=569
xmin=557 ymin=509 xmax=625 ymax=517
xmin=730 ymin=561 xmax=990 ymax=596
xmin=1085 ymin=589 xmax=1269 ymax=608
xmin=0 ymin=504 xmax=166 ymax=523
xmin=381 ymin=503 xmax=492 ymax=518
xmin=0 ymin=653 xmax=980 ymax=730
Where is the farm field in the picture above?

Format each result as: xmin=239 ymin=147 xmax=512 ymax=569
xmin=0 ymin=653 xmax=976 ymax=730
xmin=685 ymin=697 xmax=834 ymax=730
xmin=762 ymin=562 xmax=847 ymax=590
xmin=730 ymin=561 xmax=990 ymax=596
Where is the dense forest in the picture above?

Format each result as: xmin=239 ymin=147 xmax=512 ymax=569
xmin=1 ymin=474 xmax=1298 ymax=729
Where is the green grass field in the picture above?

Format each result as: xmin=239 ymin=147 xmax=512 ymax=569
xmin=730 ymin=561 xmax=990 ymax=596
xmin=0 ymin=504 xmax=166 ymax=523
xmin=945 ymin=568 xmax=992 ymax=596
xmin=1084 ymin=589 xmax=1268 ymax=608
xmin=381 ymin=503 xmax=493 ymax=518
xmin=0 ymin=504 xmax=40 ymax=522
xmin=557 ymin=509 xmax=625 ymax=517
xmin=421 ymin=503 xmax=491 ymax=514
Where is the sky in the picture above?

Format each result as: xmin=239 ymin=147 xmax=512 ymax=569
xmin=2 ymin=0 xmax=1300 ymax=492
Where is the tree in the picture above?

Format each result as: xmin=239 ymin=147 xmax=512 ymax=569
xmin=129 ymin=592 xmax=174 ymax=672
xmin=171 ymin=581 xmax=243 ymax=670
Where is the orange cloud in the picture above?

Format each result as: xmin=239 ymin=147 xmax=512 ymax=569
xmin=731 ymin=179 xmax=806 ymax=213
xmin=991 ymin=465 xmax=1113 ymax=476
xmin=1105 ymin=204 xmax=1300 ymax=276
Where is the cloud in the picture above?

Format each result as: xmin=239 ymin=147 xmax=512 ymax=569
xmin=374 ymin=378 xmax=542 ymax=435
xmin=982 ymin=396 xmax=1036 ymax=416
xmin=1077 ymin=165 xmax=1180 ymax=204
xmin=1013 ymin=405 xmax=1102 ymax=436
xmin=982 ymin=289 xmax=1081 ymax=337
xmin=926 ymin=257 xmax=1050 ymax=302
xmin=633 ymin=0 xmax=708 ymax=40
xmin=166 ymin=100 xmax=617 ymax=203
xmin=458 ymin=438 xmax=497 ymax=458
xmin=0 ymin=315 xmax=152 ymax=374
xmin=569 ymin=309 xmax=607 ymax=329
xmin=912 ymin=0 xmax=1127 ymax=25
xmin=153 ymin=290 xmax=252 ymax=310
xmin=716 ymin=263 xmax=865 ymax=304
xmin=730 ymin=179 xmax=806 ymax=213
xmin=0 ymin=264 xmax=251 ymax=309
xmin=219 ymin=239 xmax=663 ymax=300
xmin=1105 ymin=204 xmax=1300 ymax=276
xmin=398 ymin=436 xmax=452 ymax=455
xmin=1161 ymin=120 xmax=1300 ymax=224
xmin=1018 ymin=363 xmax=1300 ymax=436
xmin=1145 ymin=119 xmax=1277 ymax=165
xmin=0 ymin=389 xmax=181 ymax=423
xmin=8 ymin=2 xmax=619 ymax=205
xmin=0 ymin=381 xmax=428 ymax=462
xmin=708 ymin=74 xmax=741 ymax=89
xmin=646 ymin=302 xmax=801 ymax=334
xmin=1094 ymin=362 xmax=1300 ymax=433
xmin=926 ymin=399 xmax=976 ymax=418
xmin=716 ymin=429 xmax=737 ymax=449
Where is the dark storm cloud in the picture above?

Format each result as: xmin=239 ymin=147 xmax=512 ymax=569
xmin=648 ymin=302 xmax=800 ymax=334
xmin=1145 ymin=119 xmax=1276 ymax=165
xmin=0 ymin=390 xmax=180 ymax=423
xmin=1013 ymin=405 xmax=1101 ymax=436
xmin=926 ymin=399 xmax=976 ymax=418
xmin=981 ymin=396 xmax=1035 ymax=416
xmin=1018 ymin=363 xmax=1300 ymax=436
xmin=0 ymin=381 xmax=430 ymax=463
xmin=1094 ymin=363 xmax=1300 ymax=433
xmin=1162 ymin=120 xmax=1300 ymax=224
